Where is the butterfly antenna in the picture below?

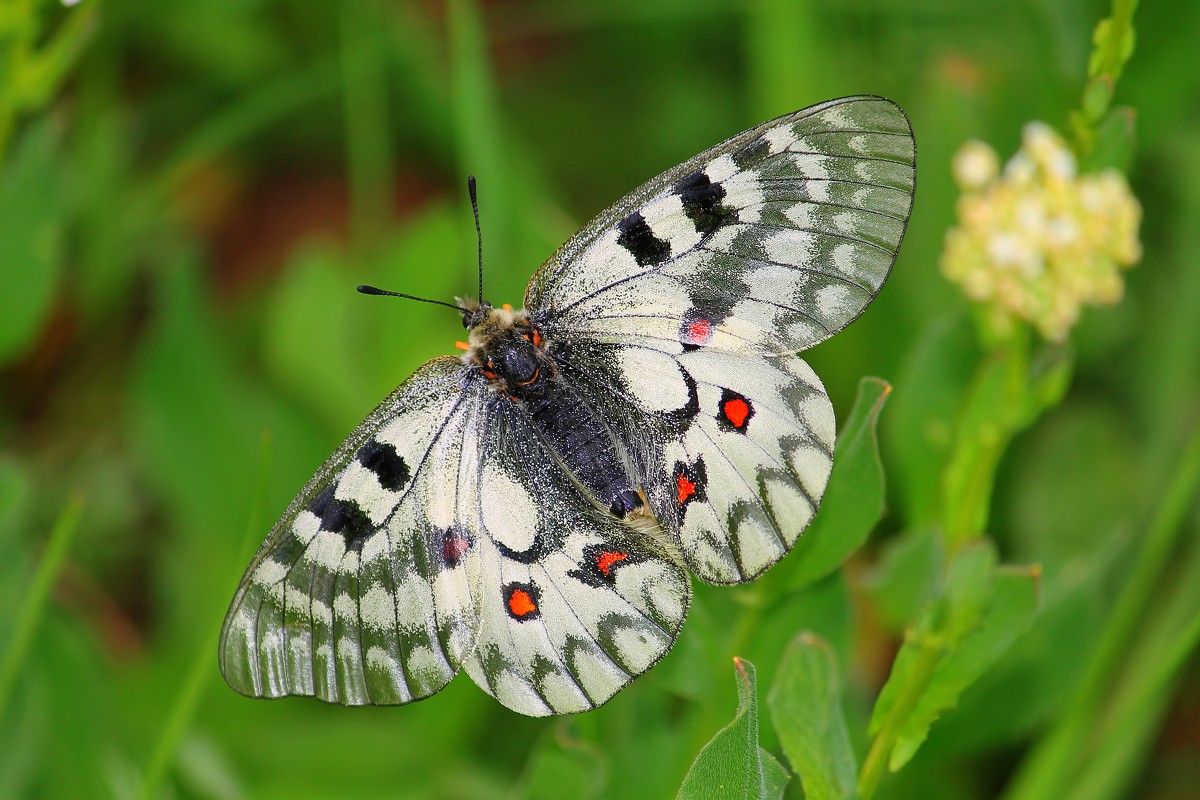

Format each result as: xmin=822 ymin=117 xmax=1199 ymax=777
xmin=356 ymin=285 xmax=470 ymax=314
xmin=468 ymin=175 xmax=483 ymax=303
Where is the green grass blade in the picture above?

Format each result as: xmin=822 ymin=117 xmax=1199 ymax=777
xmin=0 ymin=492 xmax=85 ymax=723
xmin=136 ymin=432 xmax=271 ymax=800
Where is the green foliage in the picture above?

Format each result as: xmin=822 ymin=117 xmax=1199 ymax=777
xmin=678 ymin=659 xmax=789 ymax=800
xmin=868 ymin=545 xmax=1040 ymax=773
xmin=2 ymin=0 xmax=1199 ymax=798
xmin=767 ymin=633 xmax=857 ymax=800
xmin=0 ymin=118 xmax=62 ymax=364
xmin=787 ymin=377 xmax=890 ymax=589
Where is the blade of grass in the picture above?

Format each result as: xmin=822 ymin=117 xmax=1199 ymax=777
xmin=0 ymin=492 xmax=85 ymax=723
xmin=136 ymin=432 xmax=271 ymax=800
xmin=744 ymin=0 xmax=822 ymax=121
xmin=1004 ymin=416 xmax=1200 ymax=800
xmin=447 ymin=0 xmax=513 ymax=282
xmin=341 ymin=1 xmax=394 ymax=254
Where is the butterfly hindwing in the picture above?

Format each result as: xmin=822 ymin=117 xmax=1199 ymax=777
xmin=219 ymin=357 xmax=488 ymax=706
xmin=527 ymin=95 xmax=915 ymax=358
xmin=553 ymin=335 xmax=834 ymax=584
xmin=464 ymin=404 xmax=691 ymax=716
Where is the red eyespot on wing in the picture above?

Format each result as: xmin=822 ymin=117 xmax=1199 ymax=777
xmin=717 ymin=389 xmax=754 ymax=432
xmin=724 ymin=398 xmax=749 ymax=427
xmin=676 ymin=473 xmax=697 ymax=506
xmin=504 ymin=582 xmax=541 ymax=621
xmin=509 ymin=590 xmax=536 ymax=616
xmin=442 ymin=532 xmax=470 ymax=565
xmin=680 ymin=313 xmax=715 ymax=350
xmin=671 ymin=458 xmax=707 ymax=520
xmin=595 ymin=551 xmax=629 ymax=576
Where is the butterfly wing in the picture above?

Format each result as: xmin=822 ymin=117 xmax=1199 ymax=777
xmin=463 ymin=399 xmax=691 ymax=716
xmin=526 ymin=96 xmax=915 ymax=584
xmin=221 ymin=356 xmax=691 ymax=714
xmin=219 ymin=357 xmax=489 ymax=706
xmin=526 ymin=95 xmax=915 ymax=356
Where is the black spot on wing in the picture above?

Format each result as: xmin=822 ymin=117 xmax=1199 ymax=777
xmin=494 ymin=531 xmax=548 ymax=565
xmin=732 ymin=136 xmax=771 ymax=169
xmin=674 ymin=170 xmax=737 ymax=236
xmin=617 ymin=211 xmax=670 ymax=266
xmin=664 ymin=368 xmax=701 ymax=431
xmin=356 ymin=437 xmax=411 ymax=491
xmin=308 ymin=484 xmax=374 ymax=553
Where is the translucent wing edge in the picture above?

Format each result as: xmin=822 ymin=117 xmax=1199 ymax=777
xmin=218 ymin=355 xmax=476 ymax=704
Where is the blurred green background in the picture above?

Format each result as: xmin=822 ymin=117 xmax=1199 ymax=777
xmin=1 ymin=0 xmax=1198 ymax=798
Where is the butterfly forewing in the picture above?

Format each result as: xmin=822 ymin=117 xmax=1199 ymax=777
xmin=526 ymin=95 xmax=915 ymax=358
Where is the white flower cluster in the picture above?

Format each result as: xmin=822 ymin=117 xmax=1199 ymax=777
xmin=941 ymin=122 xmax=1142 ymax=341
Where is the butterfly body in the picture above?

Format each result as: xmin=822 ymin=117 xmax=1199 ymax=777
xmin=462 ymin=302 xmax=648 ymax=521
xmin=221 ymin=96 xmax=915 ymax=716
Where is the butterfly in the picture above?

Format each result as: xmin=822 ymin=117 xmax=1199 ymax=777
xmin=220 ymin=96 xmax=915 ymax=716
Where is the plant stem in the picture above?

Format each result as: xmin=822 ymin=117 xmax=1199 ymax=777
xmin=1093 ymin=0 xmax=1139 ymax=81
xmin=1003 ymin=417 xmax=1200 ymax=800
xmin=857 ymin=639 xmax=942 ymax=800
xmin=941 ymin=329 xmax=1031 ymax=548
xmin=137 ymin=432 xmax=271 ymax=800
xmin=0 ymin=492 xmax=85 ymax=722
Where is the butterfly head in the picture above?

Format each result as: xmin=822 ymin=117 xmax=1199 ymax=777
xmin=459 ymin=303 xmax=550 ymax=393
xmin=457 ymin=296 xmax=494 ymax=330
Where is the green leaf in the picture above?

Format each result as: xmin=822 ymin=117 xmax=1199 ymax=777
xmin=864 ymin=527 xmax=945 ymax=634
xmin=0 ymin=118 xmax=64 ymax=365
xmin=1084 ymin=107 xmax=1137 ymax=173
xmin=262 ymin=243 xmax=371 ymax=431
xmin=767 ymin=633 xmax=857 ymax=800
xmin=869 ymin=542 xmax=1041 ymax=772
xmin=890 ymin=564 xmax=1040 ymax=769
xmin=939 ymin=540 xmax=1000 ymax=642
xmin=788 ymin=377 xmax=891 ymax=588
xmin=678 ymin=658 xmax=790 ymax=800
xmin=1088 ymin=17 xmax=1136 ymax=80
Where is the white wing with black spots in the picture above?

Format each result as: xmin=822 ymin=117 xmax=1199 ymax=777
xmin=223 ymin=95 xmax=914 ymax=716
xmin=219 ymin=357 xmax=488 ymax=706
xmin=463 ymin=403 xmax=691 ymax=716
xmin=526 ymin=95 xmax=915 ymax=358
xmin=552 ymin=336 xmax=834 ymax=585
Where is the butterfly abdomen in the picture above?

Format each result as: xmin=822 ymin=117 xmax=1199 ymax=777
xmin=523 ymin=382 xmax=643 ymax=519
